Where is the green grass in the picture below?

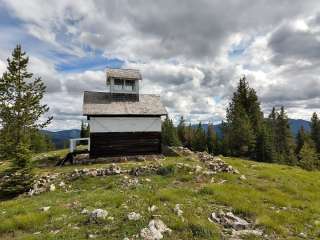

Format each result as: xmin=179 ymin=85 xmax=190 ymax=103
xmin=0 ymin=149 xmax=320 ymax=239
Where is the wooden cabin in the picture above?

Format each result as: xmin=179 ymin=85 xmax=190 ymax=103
xmin=83 ymin=68 xmax=167 ymax=158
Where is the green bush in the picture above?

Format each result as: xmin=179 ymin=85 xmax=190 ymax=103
xmin=0 ymin=167 xmax=34 ymax=200
xmin=156 ymin=165 xmax=176 ymax=176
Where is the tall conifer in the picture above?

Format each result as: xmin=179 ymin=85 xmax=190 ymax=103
xmin=0 ymin=45 xmax=51 ymax=198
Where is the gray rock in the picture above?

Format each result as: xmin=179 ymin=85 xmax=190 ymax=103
xmin=209 ymin=210 xmax=250 ymax=230
xmin=128 ymin=212 xmax=141 ymax=221
xmin=174 ymin=204 xmax=183 ymax=217
xmin=89 ymin=209 xmax=108 ymax=222
xmin=239 ymin=175 xmax=247 ymax=181
xmin=140 ymin=219 xmax=172 ymax=240
xmin=40 ymin=206 xmax=50 ymax=212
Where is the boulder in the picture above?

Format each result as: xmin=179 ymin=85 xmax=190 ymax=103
xmin=127 ymin=212 xmax=141 ymax=221
xmin=89 ymin=209 xmax=108 ymax=222
xmin=140 ymin=219 xmax=172 ymax=240
xmin=209 ymin=210 xmax=250 ymax=230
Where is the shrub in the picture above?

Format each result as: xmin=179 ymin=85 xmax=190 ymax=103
xmin=0 ymin=167 xmax=34 ymax=199
xmin=157 ymin=165 xmax=176 ymax=176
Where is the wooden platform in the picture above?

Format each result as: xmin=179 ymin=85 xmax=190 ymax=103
xmin=89 ymin=132 xmax=161 ymax=158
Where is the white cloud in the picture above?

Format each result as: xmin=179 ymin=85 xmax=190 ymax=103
xmin=1 ymin=0 xmax=320 ymax=130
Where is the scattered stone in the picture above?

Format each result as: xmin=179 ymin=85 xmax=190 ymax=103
xmin=128 ymin=212 xmax=141 ymax=221
xmin=88 ymin=234 xmax=98 ymax=238
xmin=49 ymin=184 xmax=56 ymax=192
xmin=140 ymin=219 xmax=172 ymax=240
xmin=59 ymin=181 xmax=65 ymax=187
xmin=89 ymin=209 xmax=108 ymax=222
xmin=209 ymin=210 xmax=250 ymax=230
xmin=28 ymin=173 xmax=60 ymax=196
xmin=70 ymin=164 xmax=123 ymax=179
xmin=40 ymin=206 xmax=50 ymax=212
xmin=218 ymin=179 xmax=227 ymax=184
xmin=174 ymin=204 xmax=183 ymax=217
xmin=231 ymin=229 xmax=263 ymax=238
xmin=130 ymin=163 xmax=162 ymax=176
xmin=50 ymin=229 xmax=60 ymax=234
xmin=81 ymin=208 xmax=89 ymax=214
xmin=239 ymin=175 xmax=247 ymax=181
xmin=195 ymin=165 xmax=203 ymax=173
xmin=173 ymin=147 xmax=238 ymax=174
xmin=33 ymin=232 xmax=41 ymax=235
xmin=298 ymin=232 xmax=307 ymax=238
xmin=137 ymin=156 xmax=146 ymax=162
xmin=148 ymin=205 xmax=158 ymax=212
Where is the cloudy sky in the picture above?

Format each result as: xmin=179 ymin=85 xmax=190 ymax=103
xmin=1 ymin=0 xmax=320 ymax=130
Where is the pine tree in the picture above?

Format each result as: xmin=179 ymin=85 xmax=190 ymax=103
xmin=299 ymin=142 xmax=319 ymax=170
xmin=0 ymin=45 xmax=52 ymax=198
xmin=255 ymin=122 xmax=275 ymax=162
xmin=275 ymin=107 xmax=296 ymax=165
xmin=80 ymin=120 xmax=86 ymax=138
xmin=177 ymin=116 xmax=187 ymax=146
xmin=191 ymin=122 xmax=207 ymax=152
xmin=295 ymin=126 xmax=309 ymax=155
xmin=185 ymin=123 xmax=194 ymax=149
xmin=206 ymin=123 xmax=218 ymax=154
xmin=30 ymin=130 xmax=54 ymax=153
xmin=161 ymin=117 xmax=181 ymax=147
xmin=223 ymin=76 xmax=262 ymax=157
xmin=310 ymin=112 xmax=320 ymax=154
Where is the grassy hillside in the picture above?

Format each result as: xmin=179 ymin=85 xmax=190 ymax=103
xmin=0 ymin=149 xmax=319 ymax=240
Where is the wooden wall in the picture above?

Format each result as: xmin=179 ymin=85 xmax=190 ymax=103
xmin=90 ymin=132 xmax=161 ymax=158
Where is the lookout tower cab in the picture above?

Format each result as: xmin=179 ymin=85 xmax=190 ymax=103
xmin=83 ymin=68 xmax=167 ymax=158
xmin=106 ymin=68 xmax=141 ymax=101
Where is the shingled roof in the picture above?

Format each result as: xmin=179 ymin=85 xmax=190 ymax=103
xmin=106 ymin=68 xmax=142 ymax=80
xmin=83 ymin=91 xmax=167 ymax=116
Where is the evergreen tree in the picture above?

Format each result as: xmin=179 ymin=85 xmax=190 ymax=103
xmin=310 ymin=112 xmax=320 ymax=154
xmin=162 ymin=117 xmax=181 ymax=147
xmin=222 ymin=77 xmax=263 ymax=158
xmin=255 ymin=122 xmax=275 ymax=163
xmin=0 ymin=45 xmax=52 ymax=198
xmin=206 ymin=123 xmax=218 ymax=154
xmin=185 ymin=123 xmax=194 ymax=149
xmin=80 ymin=120 xmax=90 ymax=145
xmin=299 ymin=142 xmax=319 ymax=170
xmin=274 ymin=107 xmax=296 ymax=165
xmin=223 ymin=76 xmax=263 ymax=157
xmin=30 ymin=130 xmax=54 ymax=153
xmin=295 ymin=126 xmax=309 ymax=155
xmin=80 ymin=120 xmax=86 ymax=138
xmin=191 ymin=122 xmax=207 ymax=152
xmin=177 ymin=116 xmax=187 ymax=146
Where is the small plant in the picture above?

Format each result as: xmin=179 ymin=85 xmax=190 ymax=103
xmin=198 ymin=186 xmax=215 ymax=195
xmin=188 ymin=221 xmax=216 ymax=238
xmin=157 ymin=165 xmax=176 ymax=176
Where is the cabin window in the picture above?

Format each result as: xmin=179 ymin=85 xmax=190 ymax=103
xmin=114 ymin=79 xmax=124 ymax=90
xmin=125 ymin=80 xmax=135 ymax=91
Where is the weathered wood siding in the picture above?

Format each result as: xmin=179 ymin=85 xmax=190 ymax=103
xmin=90 ymin=132 xmax=161 ymax=158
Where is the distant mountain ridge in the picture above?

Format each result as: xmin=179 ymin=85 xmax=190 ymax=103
xmin=197 ymin=119 xmax=311 ymax=138
xmin=42 ymin=129 xmax=80 ymax=149
xmin=43 ymin=119 xmax=310 ymax=149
